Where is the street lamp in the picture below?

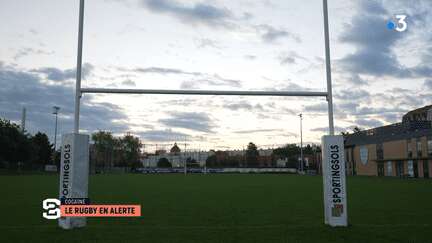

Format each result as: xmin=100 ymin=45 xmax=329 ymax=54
xmin=299 ymin=113 xmax=304 ymax=173
xmin=52 ymin=106 xmax=60 ymax=152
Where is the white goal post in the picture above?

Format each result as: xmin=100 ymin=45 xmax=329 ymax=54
xmin=59 ymin=0 xmax=347 ymax=229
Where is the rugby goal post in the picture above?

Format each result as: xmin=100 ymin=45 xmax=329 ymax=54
xmin=58 ymin=0 xmax=347 ymax=229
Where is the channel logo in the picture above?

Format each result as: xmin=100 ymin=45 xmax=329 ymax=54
xmin=42 ymin=198 xmax=141 ymax=219
xmin=387 ymin=14 xmax=407 ymax=32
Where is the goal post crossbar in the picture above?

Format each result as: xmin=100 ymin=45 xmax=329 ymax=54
xmin=73 ymin=0 xmax=335 ymax=135
xmin=80 ymin=88 xmax=328 ymax=97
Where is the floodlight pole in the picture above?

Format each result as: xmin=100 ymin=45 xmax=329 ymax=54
xmin=299 ymin=113 xmax=303 ymax=172
xmin=184 ymin=141 xmax=187 ymax=175
xmin=74 ymin=0 xmax=85 ymax=134
xmin=53 ymin=106 xmax=60 ymax=151
xmin=323 ymin=0 xmax=335 ymax=135
xmin=21 ymin=107 xmax=26 ymax=133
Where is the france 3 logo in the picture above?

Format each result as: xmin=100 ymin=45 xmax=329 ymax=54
xmin=387 ymin=15 xmax=407 ymax=32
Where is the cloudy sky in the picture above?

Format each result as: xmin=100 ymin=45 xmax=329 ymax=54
xmin=1 ymin=0 xmax=431 ymax=151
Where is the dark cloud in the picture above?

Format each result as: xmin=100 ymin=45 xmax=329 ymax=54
xmin=32 ymin=63 xmax=94 ymax=82
xmin=223 ymin=100 xmax=264 ymax=111
xmin=335 ymin=89 xmax=370 ymax=101
xmin=380 ymin=112 xmax=400 ymax=123
xmin=338 ymin=1 xmax=431 ymax=78
xmin=338 ymin=8 xmax=406 ymax=77
xmin=335 ymin=96 xmax=406 ymax=120
xmin=346 ymin=74 xmax=368 ymax=85
xmin=354 ymin=106 xmax=405 ymax=116
xmin=337 ymin=102 xmax=359 ymax=112
xmin=374 ymin=88 xmax=430 ymax=109
xmin=361 ymin=1 xmax=388 ymax=16
xmin=338 ymin=1 xmax=397 ymax=76
xmin=121 ymin=79 xmax=136 ymax=86
xmin=424 ymin=79 xmax=432 ymax=89
xmin=158 ymin=111 xmax=215 ymax=133
xmin=411 ymin=66 xmax=432 ymax=77
xmin=255 ymin=24 xmax=301 ymax=43
xmin=303 ymin=103 xmax=328 ymax=113
xmin=142 ymin=0 xmax=234 ymax=28
xmin=0 ymin=64 xmax=128 ymax=145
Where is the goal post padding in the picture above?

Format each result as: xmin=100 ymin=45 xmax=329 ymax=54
xmin=58 ymin=133 xmax=90 ymax=229
xmin=321 ymin=135 xmax=348 ymax=227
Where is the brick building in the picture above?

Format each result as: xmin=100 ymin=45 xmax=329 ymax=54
xmin=345 ymin=105 xmax=432 ymax=178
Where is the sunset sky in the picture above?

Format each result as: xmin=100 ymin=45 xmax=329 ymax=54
xmin=1 ymin=0 xmax=431 ymax=151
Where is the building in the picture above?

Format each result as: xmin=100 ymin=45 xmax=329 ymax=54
xmin=345 ymin=105 xmax=432 ymax=178
xmin=142 ymin=145 xmax=277 ymax=168
xmin=142 ymin=143 xmax=214 ymax=167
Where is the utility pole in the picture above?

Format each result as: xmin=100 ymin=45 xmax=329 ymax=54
xmin=52 ymin=106 xmax=60 ymax=165
xmin=299 ymin=113 xmax=304 ymax=173
xmin=21 ymin=107 xmax=26 ymax=133
xmin=52 ymin=106 xmax=60 ymax=151
xmin=203 ymin=150 xmax=207 ymax=174
xmin=184 ymin=139 xmax=187 ymax=175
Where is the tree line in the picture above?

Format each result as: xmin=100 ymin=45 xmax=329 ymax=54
xmin=91 ymin=131 xmax=142 ymax=172
xmin=0 ymin=119 xmax=143 ymax=172
xmin=155 ymin=142 xmax=321 ymax=169
xmin=0 ymin=118 xmax=57 ymax=171
xmin=1 ymin=117 xmax=323 ymax=172
xmin=205 ymin=142 xmax=320 ymax=168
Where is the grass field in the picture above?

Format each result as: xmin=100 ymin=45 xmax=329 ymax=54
xmin=1 ymin=174 xmax=431 ymax=243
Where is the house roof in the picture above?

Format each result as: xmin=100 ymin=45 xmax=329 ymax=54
xmin=170 ymin=143 xmax=181 ymax=153
xmin=345 ymin=121 xmax=432 ymax=146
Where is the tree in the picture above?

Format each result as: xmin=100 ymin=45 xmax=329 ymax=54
xmin=304 ymin=144 xmax=313 ymax=155
xmin=186 ymin=157 xmax=199 ymax=167
xmin=340 ymin=131 xmax=349 ymax=137
xmin=53 ymin=150 xmax=61 ymax=170
xmin=273 ymin=144 xmax=300 ymax=160
xmin=206 ymin=154 xmax=217 ymax=167
xmin=157 ymin=157 xmax=171 ymax=168
xmin=246 ymin=142 xmax=259 ymax=167
xmin=91 ymin=131 xmax=116 ymax=171
xmin=273 ymin=144 xmax=301 ymax=168
xmin=0 ymin=118 xmax=32 ymax=169
xmin=353 ymin=126 xmax=362 ymax=133
xmin=91 ymin=131 xmax=143 ymax=171
xmin=119 ymin=133 xmax=142 ymax=169
xmin=30 ymin=132 xmax=53 ymax=168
